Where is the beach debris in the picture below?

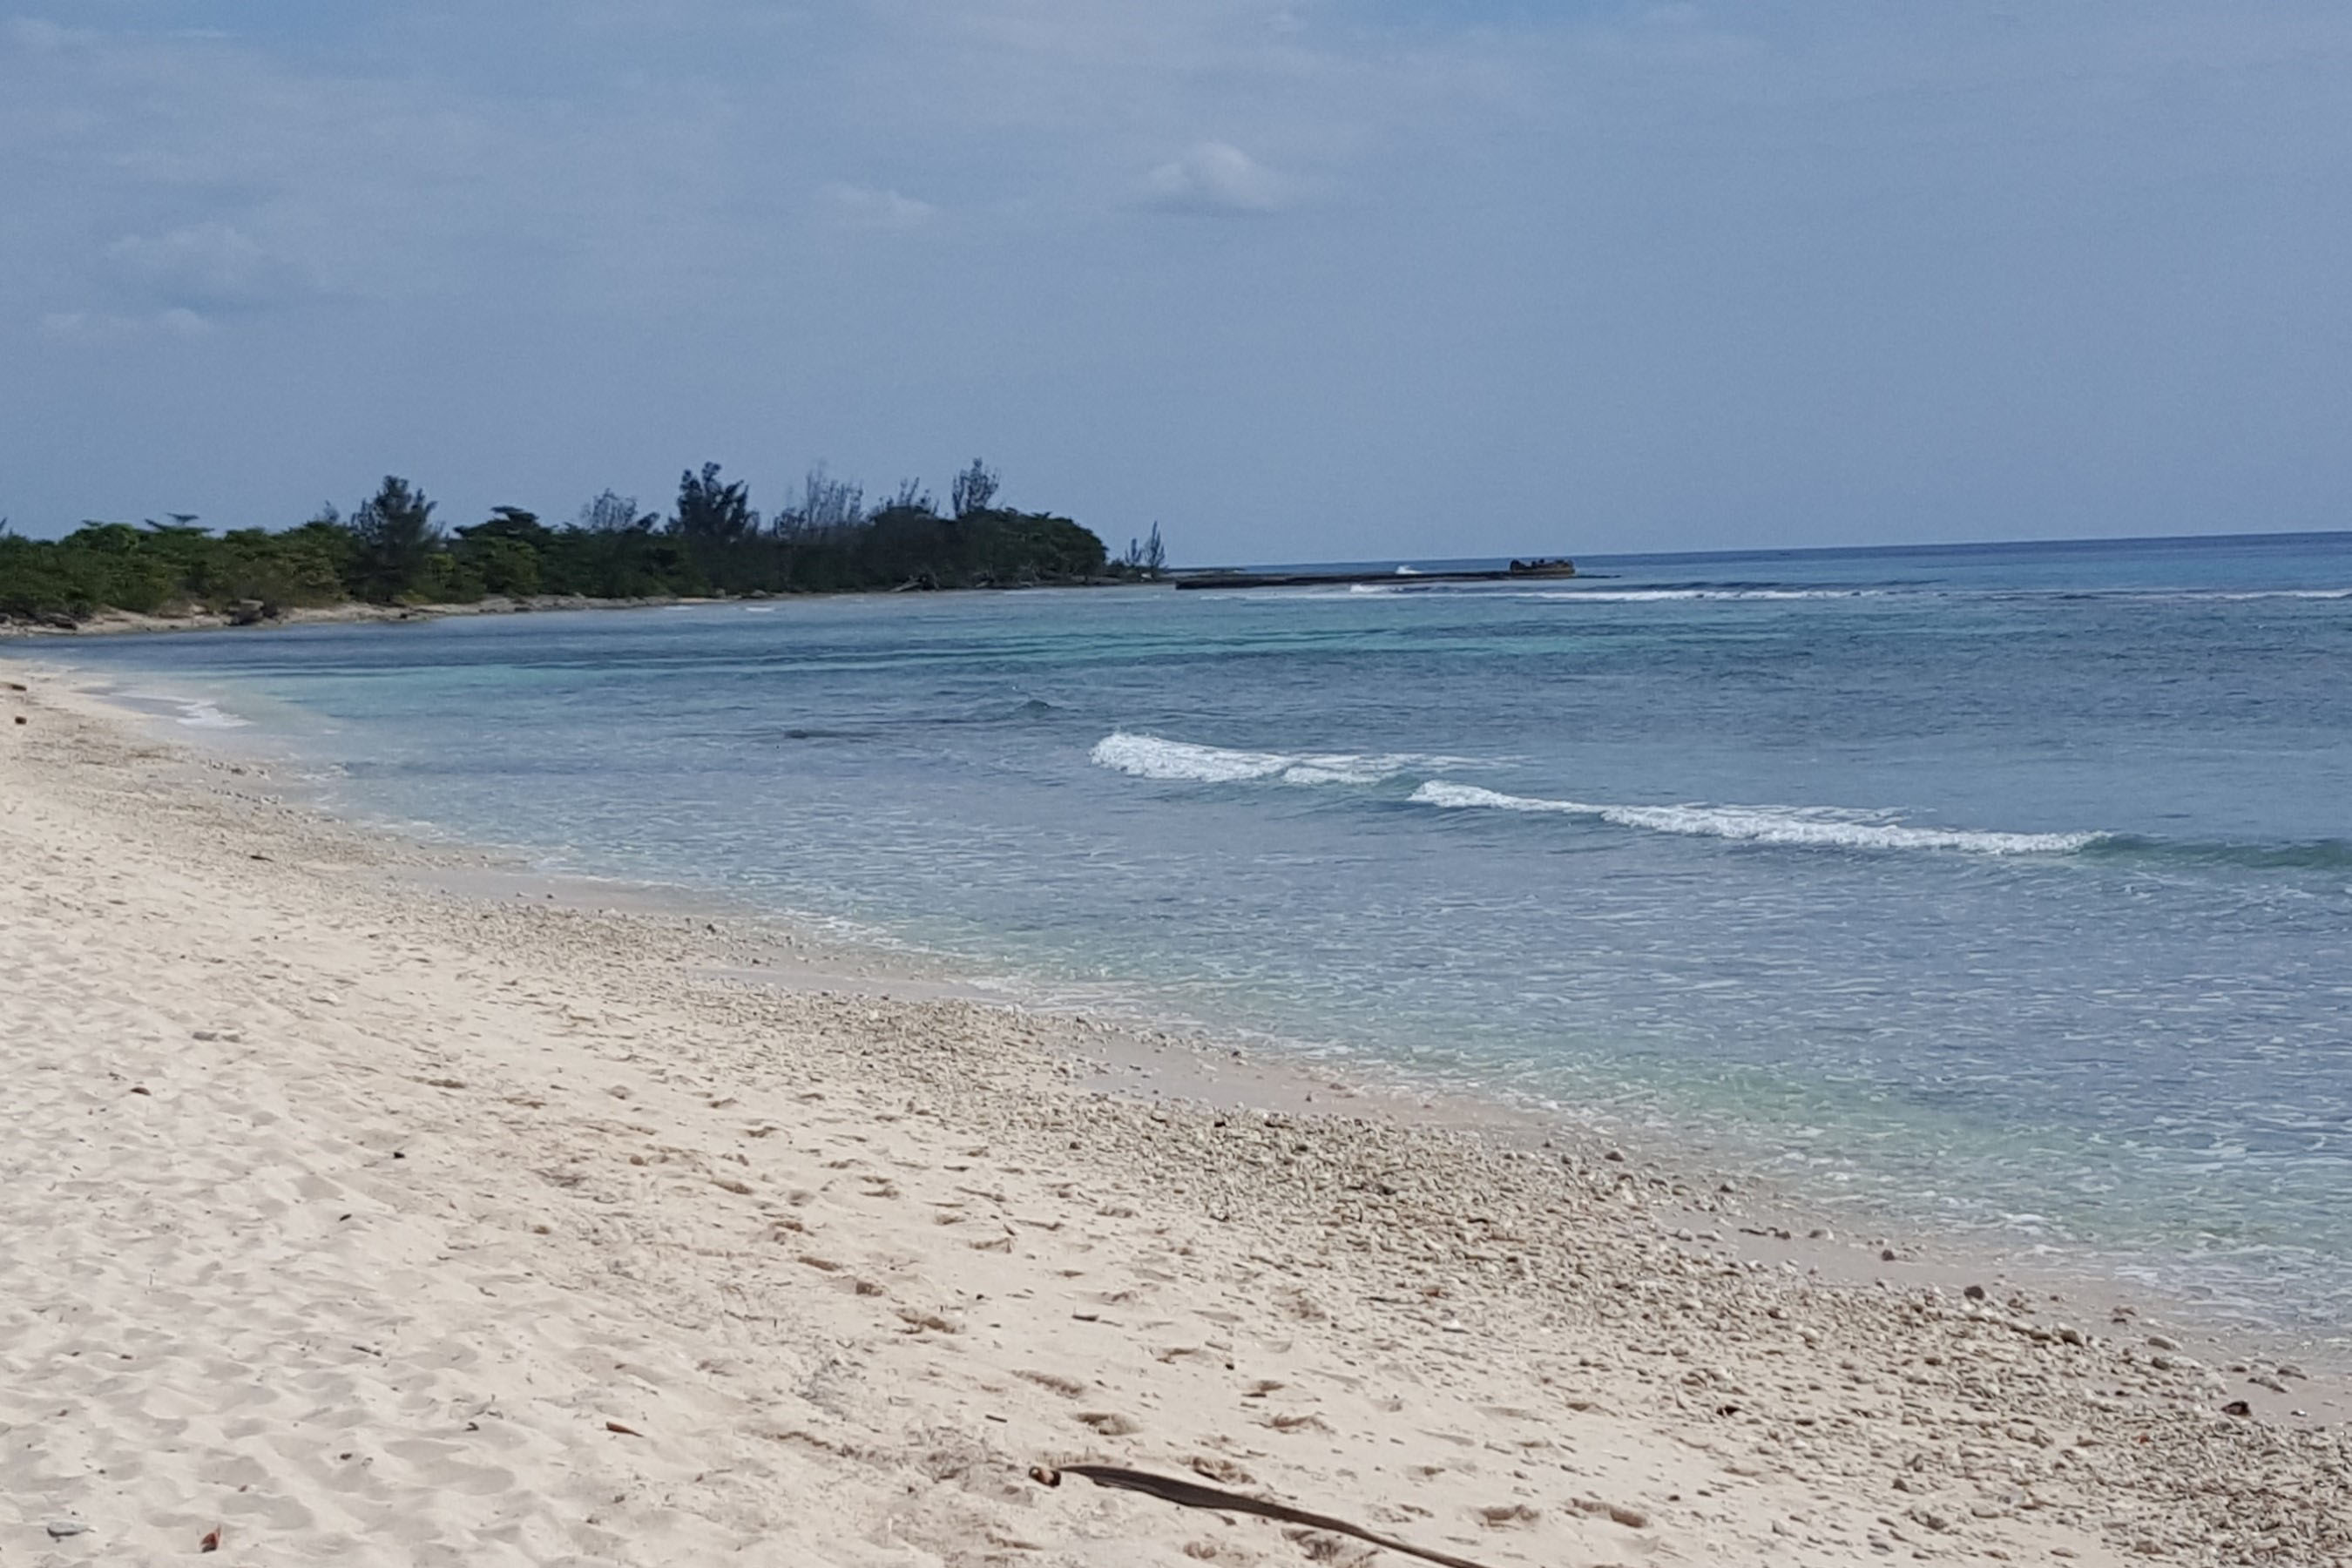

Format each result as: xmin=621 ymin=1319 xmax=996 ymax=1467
xmin=605 ymin=1420 xmax=643 ymax=1436
xmin=2221 ymin=1401 xmax=2252 ymax=1418
xmin=200 ymin=1525 xmax=223 ymax=1552
xmin=45 ymin=1521 xmax=89 ymax=1539
xmin=1031 ymin=1463 xmax=1505 ymax=1568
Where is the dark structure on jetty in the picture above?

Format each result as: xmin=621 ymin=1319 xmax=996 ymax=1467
xmin=1173 ymin=558 xmax=1575 ymax=591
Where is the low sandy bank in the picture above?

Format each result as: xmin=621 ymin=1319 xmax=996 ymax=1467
xmin=0 ymin=595 xmax=718 ymax=639
xmin=3 ymin=671 xmax=2347 ymax=1565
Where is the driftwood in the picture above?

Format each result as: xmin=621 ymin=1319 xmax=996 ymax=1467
xmin=1031 ymin=1463 xmax=1503 ymax=1568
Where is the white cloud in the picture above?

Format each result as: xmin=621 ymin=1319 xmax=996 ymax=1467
xmin=102 ymin=223 xmax=312 ymax=314
xmin=819 ymin=181 xmax=938 ymax=232
xmin=1143 ymin=140 xmax=1288 ymax=214
xmin=6 ymin=17 xmax=97 ymax=52
xmin=39 ymin=307 xmax=213 ymax=339
xmin=3 ymin=2 xmax=2350 ymax=553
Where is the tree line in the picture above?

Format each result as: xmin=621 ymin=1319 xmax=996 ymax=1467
xmin=0 ymin=460 xmax=1163 ymax=624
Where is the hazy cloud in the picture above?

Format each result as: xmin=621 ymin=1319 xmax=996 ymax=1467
xmin=40 ymin=307 xmax=213 ymax=341
xmin=0 ymin=3 xmax=2348 ymax=559
xmin=6 ymin=17 xmax=97 ymax=51
xmin=818 ymin=182 xmax=938 ymax=233
xmin=101 ymin=224 xmax=314 ymax=316
xmin=1144 ymin=141 xmax=1288 ymax=213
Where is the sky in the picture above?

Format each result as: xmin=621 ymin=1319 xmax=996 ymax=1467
xmin=3 ymin=2 xmax=2349 ymax=563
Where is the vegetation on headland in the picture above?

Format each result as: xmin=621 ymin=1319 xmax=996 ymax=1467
xmin=0 ymin=462 xmax=1168 ymax=625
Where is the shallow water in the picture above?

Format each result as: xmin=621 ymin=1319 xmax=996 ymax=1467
xmin=24 ymin=530 xmax=2352 ymax=1325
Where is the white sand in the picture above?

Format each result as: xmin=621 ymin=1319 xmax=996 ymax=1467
xmin=3 ymin=669 xmax=2348 ymax=1565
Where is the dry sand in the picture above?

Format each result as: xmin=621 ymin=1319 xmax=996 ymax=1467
xmin=3 ymin=668 xmax=2349 ymax=1566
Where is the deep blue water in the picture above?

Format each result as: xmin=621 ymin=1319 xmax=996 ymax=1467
xmin=20 ymin=531 xmax=2352 ymax=1325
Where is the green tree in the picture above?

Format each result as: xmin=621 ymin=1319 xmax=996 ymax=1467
xmin=577 ymin=490 xmax=654 ymax=533
xmin=950 ymin=458 xmax=999 ymax=518
xmin=673 ymin=463 xmax=755 ymax=543
xmin=453 ymin=508 xmax=551 ymax=597
xmin=348 ymin=476 xmax=441 ymax=602
xmin=1117 ymin=523 xmax=1168 ymax=578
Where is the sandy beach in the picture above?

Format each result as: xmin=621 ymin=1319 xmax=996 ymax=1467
xmin=3 ymin=666 xmax=2349 ymax=1566
xmin=0 ymin=595 xmax=726 ymax=641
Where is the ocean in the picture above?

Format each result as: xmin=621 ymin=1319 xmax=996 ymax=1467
xmin=24 ymin=530 xmax=2352 ymax=1328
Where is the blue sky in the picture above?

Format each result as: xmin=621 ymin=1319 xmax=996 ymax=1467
xmin=3 ymin=2 xmax=2348 ymax=561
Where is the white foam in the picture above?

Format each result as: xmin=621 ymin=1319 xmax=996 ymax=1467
xmin=125 ymin=690 xmax=251 ymax=729
xmin=1529 ymin=588 xmax=1881 ymax=602
xmin=1311 ymin=583 xmax=2350 ymax=605
xmin=1409 ymin=781 xmax=2099 ymax=855
xmin=177 ymin=700 xmax=249 ymax=730
xmin=1346 ymin=585 xmax=1880 ymax=601
xmin=2193 ymin=588 xmax=2352 ymax=602
xmin=1090 ymin=732 xmax=1441 ymax=787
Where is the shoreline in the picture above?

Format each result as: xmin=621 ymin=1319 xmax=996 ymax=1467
xmin=407 ymin=836 xmax=2352 ymax=1377
xmin=5 ymin=667 xmax=2350 ymax=1563
xmin=395 ymin=842 xmax=2352 ymax=1365
xmin=0 ymin=580 xmax=1166 ymax=642
xmin=0 ymin=594 xmax=731 ymax=640
xmin=66 ymin=652 xmax=2352 ymax=1355
xmin=24 ymin=647 xmax=2352 ymax=1363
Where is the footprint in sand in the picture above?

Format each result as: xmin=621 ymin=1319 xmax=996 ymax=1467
xmin=1017 ymin=1370 xmax=1088 ymax=1398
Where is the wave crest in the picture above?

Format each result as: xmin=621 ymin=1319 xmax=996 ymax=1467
xmin=1090 ymin=732 xmax=1443 ymax=787
xmin=1409 ymin=781 xmax=2101 ymax=855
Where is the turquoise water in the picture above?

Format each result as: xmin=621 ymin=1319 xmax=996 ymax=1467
xmin=23 ymin=531 xmax=2352 ymax=1325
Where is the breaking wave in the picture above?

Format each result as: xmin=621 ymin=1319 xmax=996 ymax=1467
xmin=1090 ymin=732 xmax=1462 ymax=787
xmin=1408 ymin=781 xmax=2104 ymax=855
xmin=1344 ymin=583 xmax=1886 ymax=601
xmin=1092 ymin=733 xmax=2104 ymax=855
xmin=122 ymin=690 xmax=251 ymax=729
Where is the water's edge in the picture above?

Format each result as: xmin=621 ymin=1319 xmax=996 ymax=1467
xmin=30 ymin=652 xmax=2352 ymax=1379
